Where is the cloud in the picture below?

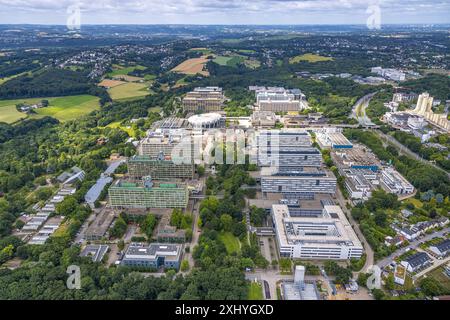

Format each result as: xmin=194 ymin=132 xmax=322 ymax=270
xmin=0 ymin=0 xmax=449 ymax=24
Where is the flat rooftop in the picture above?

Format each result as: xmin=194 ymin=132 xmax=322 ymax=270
xmin=272 ymin=204 xmax=362 ymax=248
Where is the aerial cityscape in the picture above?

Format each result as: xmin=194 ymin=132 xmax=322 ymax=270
xmin=0 ymin=0 xmax=449 ymax=310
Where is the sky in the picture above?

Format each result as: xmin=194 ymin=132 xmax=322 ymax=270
xmin=0 ymin=0 xmax=449 ymax=25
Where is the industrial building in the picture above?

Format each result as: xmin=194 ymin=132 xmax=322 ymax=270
xmin=271 ymin=204 xmax=363 ymax=260
xmin=315 ymin=131 xmax=353 ymax=149
xmin=121 ymin=243 xmax=183 ymax=270
xmin=127 ymin=155 xmax=195 ymax=179
xmin=108 ymin=178 xmax=189 ymax=209
xmin=260 ymin=167 xmax=337 ymax=195
xmin=182 ymin=87 xmax=225 ymax=112
xmin=332 ymin=144 xmax=380 ymax=172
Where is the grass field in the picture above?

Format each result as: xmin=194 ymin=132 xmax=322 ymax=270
xmin=172 ymin=56 xmax=210 ymax=76
xmin=218 ymin=231 xmax=241 ymax=254
xmin=107 ymin=64 xmax=146 ymax=77
xmin=0 ymin=95 xmax=100 ymax=123
xmin=421 ymin=266 xmax=450 ymax=293
xmin=248 ymin=282 xmax=264 ymax=300
xmin=0 ymin=104 xmax=27 ymax=123
xmin=144 ymin=74 xmax=157 ymax=80
xmin=289 ymin=53 xmax=333 ymax=64
xmin=108 ymin=82 xmax=150 ymax=101
xmin=213 ymin=56 xmax=233 ymax=66
xmin=106 ymin=121 xmax=136 ymax=137
xmin=34 ymin=95 xmax=100 ymax=121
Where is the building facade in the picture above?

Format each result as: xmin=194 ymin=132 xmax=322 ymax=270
xmin=108 ymin=179 xmax=189 ymax=209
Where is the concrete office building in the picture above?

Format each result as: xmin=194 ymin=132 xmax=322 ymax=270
xmin=255 ymin=129 xmax=312 ymax=148
xmin=272 ymin=204 xmax=363 ymax=260
xmin=182 ymin=87 xmax=225 ymax=112
xmin=108 ymin=178 xmax=189 ymax=209
xmin=128 ymin=155 xmax=195 ymax=179
xmin=256 ymin=91 xmax=304 ymax=112
xmin=380 ymin=167 xmax=414 ymax=195
xmin=121 ymin=243 xmax=183 ymax=270
xmin=260 ymin=167 xmax=337 ymax=195
xmin=251 ymin=111 xmax=277 ymax=127
xmin=138 ymin=135 xmax=181 ymax=158
xmin=257 ymin=148 xmax=322 ymax=167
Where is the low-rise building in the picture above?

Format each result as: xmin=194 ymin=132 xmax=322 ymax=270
xmin=380 ymin=167 xmax=414 ymax=195
xmin=80 ymin=245 xmax=109 ymax=263
xmin=401 ymin=252 xmax=432 ymax=273
xmin=429 ymin=239 xmax=450 ymax=258
xmin=251 ymin=111 xmax=277 ymax=127
xmin=121 ymin=243 xmax=183 ymax=270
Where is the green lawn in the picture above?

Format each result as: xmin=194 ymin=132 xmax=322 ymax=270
xmin=105 ymin=121 xmax=136 ymax=137
xmin=289 ymin=53 xmax=333 ymax=64
xmin=108 ymin=82 xmax=151 ymax=101
xmin=248 ymin=282 xmax=264 ymax=300
xmin=218 ymin=231 xmax=241 ymax=254
xmin=0 ymin=95 xmax=100 ymax=123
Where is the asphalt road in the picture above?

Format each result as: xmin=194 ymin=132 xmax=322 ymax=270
xmin=351 ymin=92 xmax=377 ymax=126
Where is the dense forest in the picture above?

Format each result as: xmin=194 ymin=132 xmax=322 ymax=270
xmin=0 ymin=69 xmax=95 ymax=99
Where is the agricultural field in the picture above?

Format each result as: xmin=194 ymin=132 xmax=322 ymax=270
xmin=218 ymin=231 xmax=241 ymax=254
xmin=111 ymin=74 xmax=144 ymax=82
xmin=171 ymin=55 xmax=210 ymax=76
xmin=248 ymin=282 xmax=264 ymax=300
xmin=0 ymin=95 xmax=100 ymax=123
xmin=289 ymin=53 xmax=333 ymax=64
xmin=189 ymin=47 xmax=213 ymax=55
xmin=213 ymin=54 xmax=259 ymax=68
xmin=108 ymin=82 xmax=151 ymax=101
xmin=98 ymin=79 xmax=126 ymax=88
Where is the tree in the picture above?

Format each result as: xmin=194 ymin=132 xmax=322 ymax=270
xmin=197 ymin=165 xmax=205 ymax=177
xmin=56 ymin=196 xmax=78 ymax=216
xmin=180 ymin=260 xmax=190 ymax=272
xmin=110 ymin=217 xmax=127 ymax=239
xmin=220 ymin=214 xmax=233 ymax=232
xmin=279 ymin=258 xmax=292 ymax=273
